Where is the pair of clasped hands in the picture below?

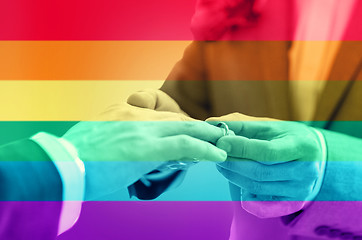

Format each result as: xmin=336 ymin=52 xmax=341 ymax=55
xmin=63 ymin=90 xmax=324 ymax=219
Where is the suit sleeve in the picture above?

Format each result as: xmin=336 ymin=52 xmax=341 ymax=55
xmin=0 ymin=139 xmax=62 ymax=240
xmin=288 ymin=129 xmax=362 ymax=238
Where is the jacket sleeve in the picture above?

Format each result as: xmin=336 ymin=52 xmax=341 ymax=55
xmin=128 ymin=41 xmax=211 ymax=120
xmin=0 ymin=139 xmax=62 ymax=240
xmin=288 ymin=128 xmax=362 ymax=238
xmin=160 ymin=41 xmax=211 ymax=120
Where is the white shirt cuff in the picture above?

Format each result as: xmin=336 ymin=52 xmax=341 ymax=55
xmin=30 ymin=132 xmax=85 ymax=235
xmin=306 ymin=128 xmax=327 ymax=202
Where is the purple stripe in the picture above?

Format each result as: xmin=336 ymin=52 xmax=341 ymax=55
xmin=2 ymin=201 xmax=361 ymax=239
xmin=59 ymin=201 xmax=234 ymax=240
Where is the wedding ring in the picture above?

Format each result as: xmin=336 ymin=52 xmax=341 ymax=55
xmin=217 ymin=122 xmax=230 ymax=136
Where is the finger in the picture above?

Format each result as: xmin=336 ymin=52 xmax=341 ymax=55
xmin=207 ymin=120 xmax=271 ymax=139
xmin=157 ymin=135 xmax=227 ymax=163
xmin=216 ymin=136 xmax=303 ymax=164
xmin=207 ymin=113 xmax=268 ymax=123
xmin=160 ymin=121 xmax=226 ymax=145
xmin=217 ymin=158 xmax=300 ymax=181
xmin=207 ymin=114 xmax=276 ymax=139
xmin=216 ymin=165 xmax=299 ymax=198
xmin=218 ymin=159 xmax=320 ymax=198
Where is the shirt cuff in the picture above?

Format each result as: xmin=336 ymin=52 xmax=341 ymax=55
xmin=30 ymin=132 xmax=85 ymax=236
xmin=306 ymin=128 xmax=327 ymax=202
xmin=281 ymin=128 xmax=327 ymax=226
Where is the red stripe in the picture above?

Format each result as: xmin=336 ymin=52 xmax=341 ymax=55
xmin=0 ymin=0 xmax=361 ymax=40
xmin=0 ymin=0 xmax=195 ymax=40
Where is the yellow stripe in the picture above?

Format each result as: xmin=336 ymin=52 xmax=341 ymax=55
xmin=0 ymin=80 xmax=163 ymax=121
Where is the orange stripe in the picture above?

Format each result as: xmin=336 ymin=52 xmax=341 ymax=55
xmin=0 ymin=41 xmax=190 ymax=80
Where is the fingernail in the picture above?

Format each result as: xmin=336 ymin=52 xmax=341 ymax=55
xmin=217 ymin=140 xmax=231 ymax=153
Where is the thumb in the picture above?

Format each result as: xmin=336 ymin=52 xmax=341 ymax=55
xmin=127 ymin=90 xmax=157 ymax=110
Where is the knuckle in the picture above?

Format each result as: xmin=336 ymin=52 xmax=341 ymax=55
xmin=183 ymin=121 xmax=195 ymax=129
xmin=177 ymin=135 xmax=192 ymax=151
xmin=182 ymin=120 xmax=203 ymax=133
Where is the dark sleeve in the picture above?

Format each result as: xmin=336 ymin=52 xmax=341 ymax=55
xmin=128 ymin=170 xmax=186 ymax=200
xmin=160 ymin=41 xmax=211 ymax=120
xmin=0 ymin=139 xmax=62 ymax=240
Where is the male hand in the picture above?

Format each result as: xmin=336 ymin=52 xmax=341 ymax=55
xmin=127 ymin=88 xmax=186 ymax=114
xmin=208 ymin=113 xmax=325 ymax=218
xmin=63 ymin=103 xmax=227 ymax=200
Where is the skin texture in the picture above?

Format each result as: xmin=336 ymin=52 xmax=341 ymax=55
xmin=208 ymin=113 xmax=324 ymax=218
xmin=63 ymin=103 xmax=227 ymax=200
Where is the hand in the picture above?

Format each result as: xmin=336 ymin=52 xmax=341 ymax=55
xmin=207 ymin=113 xmax=325 ymax=218
xmin=127 ymin=89 xmax=194 ymax=171
xmin=127 ymin=88 xmax=186 ymax=114
xmin=63 ymin=103 xmax=227 ymax=200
